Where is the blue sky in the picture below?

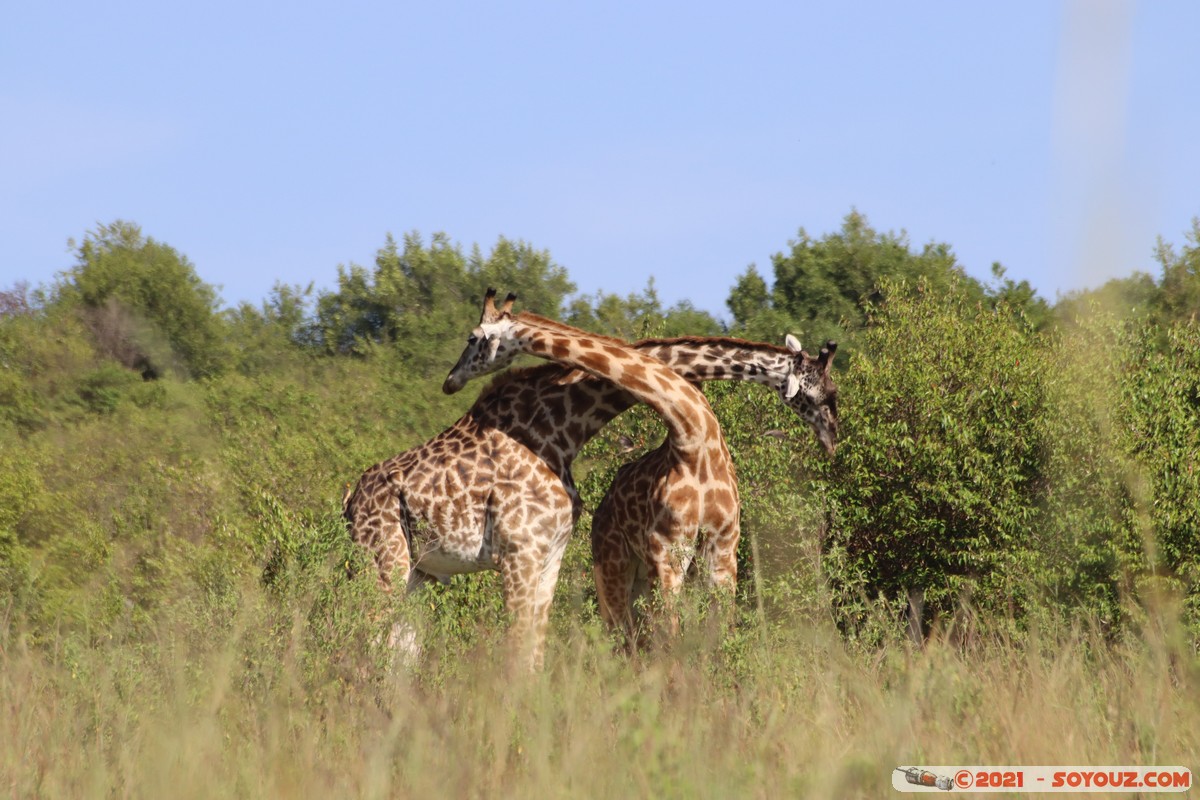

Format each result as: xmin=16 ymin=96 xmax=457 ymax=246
xmin=3 ymin=0 xmax=1198 ymax=321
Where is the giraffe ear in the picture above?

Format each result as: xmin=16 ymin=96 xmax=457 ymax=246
xmin=784 ymin=372 xmax=801 ymax=400
xmin=784 ymin=333 xmax=802 ymax=353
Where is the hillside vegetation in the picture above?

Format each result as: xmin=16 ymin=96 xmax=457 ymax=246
xmin=2 ymin=214 xmax=1198 ymax=796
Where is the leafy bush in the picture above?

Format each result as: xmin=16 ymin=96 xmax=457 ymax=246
xmin=1123 ymin=318 xmax=1200 ymax=622
xmin=1032 ymin=312 xmax=1143 ymax=630
xmin=820 ymin=279 xmax=1046 ymax=637
xmin=73 ymin=364 xmax=142 ymax=415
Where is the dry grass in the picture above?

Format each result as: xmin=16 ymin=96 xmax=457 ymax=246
xmin=4 ymin=591 xmax=1197 ymax=800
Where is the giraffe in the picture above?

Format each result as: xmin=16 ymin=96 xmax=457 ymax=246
xmin=439 ymin=289 xmax=739 ymax=668
xmin=591 ymin=338 xmax=837 ymax=650
xmin=342 ymin=301 xmax=838 ymax=668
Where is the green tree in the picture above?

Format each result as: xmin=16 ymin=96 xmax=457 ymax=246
xmin=1052 ymin=218 xmax=1200 ymax=331
xmin=55 ymin=221 xmax=228 ymax=378
xmin=224 ymin=283 xmax=315 ymax=375
xmin=1053 ymin=272 xmax=1160 ymax=325
xmin=566 ymin=278 xmax=721 ymax=339
xmin=1033 ymin=311 xmax=1145 ymax=630
xmin=987 ymin=263 xmax=1052 ymax=329
xmin=728 ymin=210 xmax=987 ymax=348
xmin=310 ymin=233 xmax=577 ymax=377
xmin=725 ymin=264 xmax=769 ymax=325
xmin=1154 ymin=218 xmax=1200 ymax=325
xmin=470 ymin=237 xmax=576 ymax=319
xmin=1123 ymin=317 xmax=1200 ymax=623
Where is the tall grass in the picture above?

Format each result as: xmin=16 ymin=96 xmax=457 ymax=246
xmin=4 ymin=580 xmax=1197 ymax=799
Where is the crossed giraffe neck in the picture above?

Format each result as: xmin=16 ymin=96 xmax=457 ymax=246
xmin=434 ymin=289 xmax=733 ymax=668
xmin=464 ymin=334 xmax=838 ymax=479
xmin=638 ymin=335 xmax=837 ymax=452
xmin=444 ymin=302 xmax=720 ymax=456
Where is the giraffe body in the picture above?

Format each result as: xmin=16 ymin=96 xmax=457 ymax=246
xmin=440 ymin=290 xmax=738 ymax=668
xmin=343 ymin=292 xmax=838 ymax=666
xmin=343 ymin=414 xmax=575 ymax=590
xmin=591 ymin=337 xmax=838 ymax=649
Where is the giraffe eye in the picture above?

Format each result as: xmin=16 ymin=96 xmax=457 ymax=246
xmin=468 ymin=334 xmax=478 ymax=346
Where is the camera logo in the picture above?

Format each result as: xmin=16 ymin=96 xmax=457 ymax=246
xmin=896 ymin=767 xmax=954 ymax=791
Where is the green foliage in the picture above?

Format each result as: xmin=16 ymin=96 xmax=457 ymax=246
xmin=0 ymin=430 xmax=41 ymax=600
xmin=223 ymin=282 xmax=315 ymax=375
xmin=728 ymin=210 xmax=986 ymax=348
xmin=1123 ymin=319 xmax=1200 ymax=617
xmin=986 ymin=262 xmax=1053 ymax=330
xmin=310 ymin=233 xmax=576 ymax=372
xmin=1055 ymin=219 xmax=1200 ymax=331
xmin=815 ymin=281 xmax=1199 ymax=638
xmin=566 ymin=277 xmax=723 ymax=339
xmin=73 ymin=364 xmax=142 ymax=415
xmin=1155 ymin=218 xmax=1200 ymax=325
xmin=725 ymin=264 xmax=770 ymax=327
xmin=54 ymin=221 xmax=229 ymax=378
xmin=1032 ymin=312 xmax=1144 ymax=629
xmin=1 ymin=299 xmax=149 ymax=431
xmin=0 ymin=318 xmax=42 ymax=429
xmin=5 ymin=212 xmax=1200 ymax=746
xmin=820 ymin=279 xmax=1045 ymax=636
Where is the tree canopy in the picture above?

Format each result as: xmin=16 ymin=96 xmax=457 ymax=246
xmin=3 ymin=211 xmax=1200 ymax=654
xmin=54 ymin=221 xmax=227 ymax=378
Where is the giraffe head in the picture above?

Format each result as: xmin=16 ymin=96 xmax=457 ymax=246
xmin=780 ymin=334 xmax=839 ymax=456
xmin=442 ymin=288 xmax=520 ymax=394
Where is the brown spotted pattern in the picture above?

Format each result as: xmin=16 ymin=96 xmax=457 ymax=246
xmin=344 ymin=291 xmax=838 ymax=667
xmin=441 ymin=290 xmax=738 ymax=666
xmin=591 ymin=337 xmax=838 ymax=650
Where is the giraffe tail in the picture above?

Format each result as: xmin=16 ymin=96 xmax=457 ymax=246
xmin=340 ymin=479 xmax=364 ymax=581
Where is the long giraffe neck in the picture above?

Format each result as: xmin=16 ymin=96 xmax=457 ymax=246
xmin=508 ymin=314 xmax=716 ymax=452
xmin=634 ymin=336 xmax=796 ymax=388
xmin=471 ymin=335 xmax=797 ymax=476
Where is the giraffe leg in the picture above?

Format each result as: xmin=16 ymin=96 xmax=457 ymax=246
xmin=344 ymin=474 xmax=414 ymax=595
xmin=498 ymin=544 xmax=548 ymax=673
xmin=526 ymin=522 xmax=573 ymax=670
xmin=366 ymin=509 xmax=413 ymax=594
xmin=592 ymin=527 xmax=636 ymax=653
xmin=345 ymin=481 xmax=423 ymax=663
xmin=372 ymin=538 xmax=413 ymax=595
xmin=629 ymin=558 xmax=653 ymax=652
xmin=696 ymin=518 xmax=738 ymax=593
xmin=371 ymin=550 xmax=395 ymax=593
xmin=696 ymin=517 xmax=741 ymax=643
xmin=647 ymin=529 xmax=689 ymax=649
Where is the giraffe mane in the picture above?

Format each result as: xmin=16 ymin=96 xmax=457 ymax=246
xmin=513 ymin=311 xmax=633 ymax=349
xmin=634 ymin=335 xmax=796 ymax=356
